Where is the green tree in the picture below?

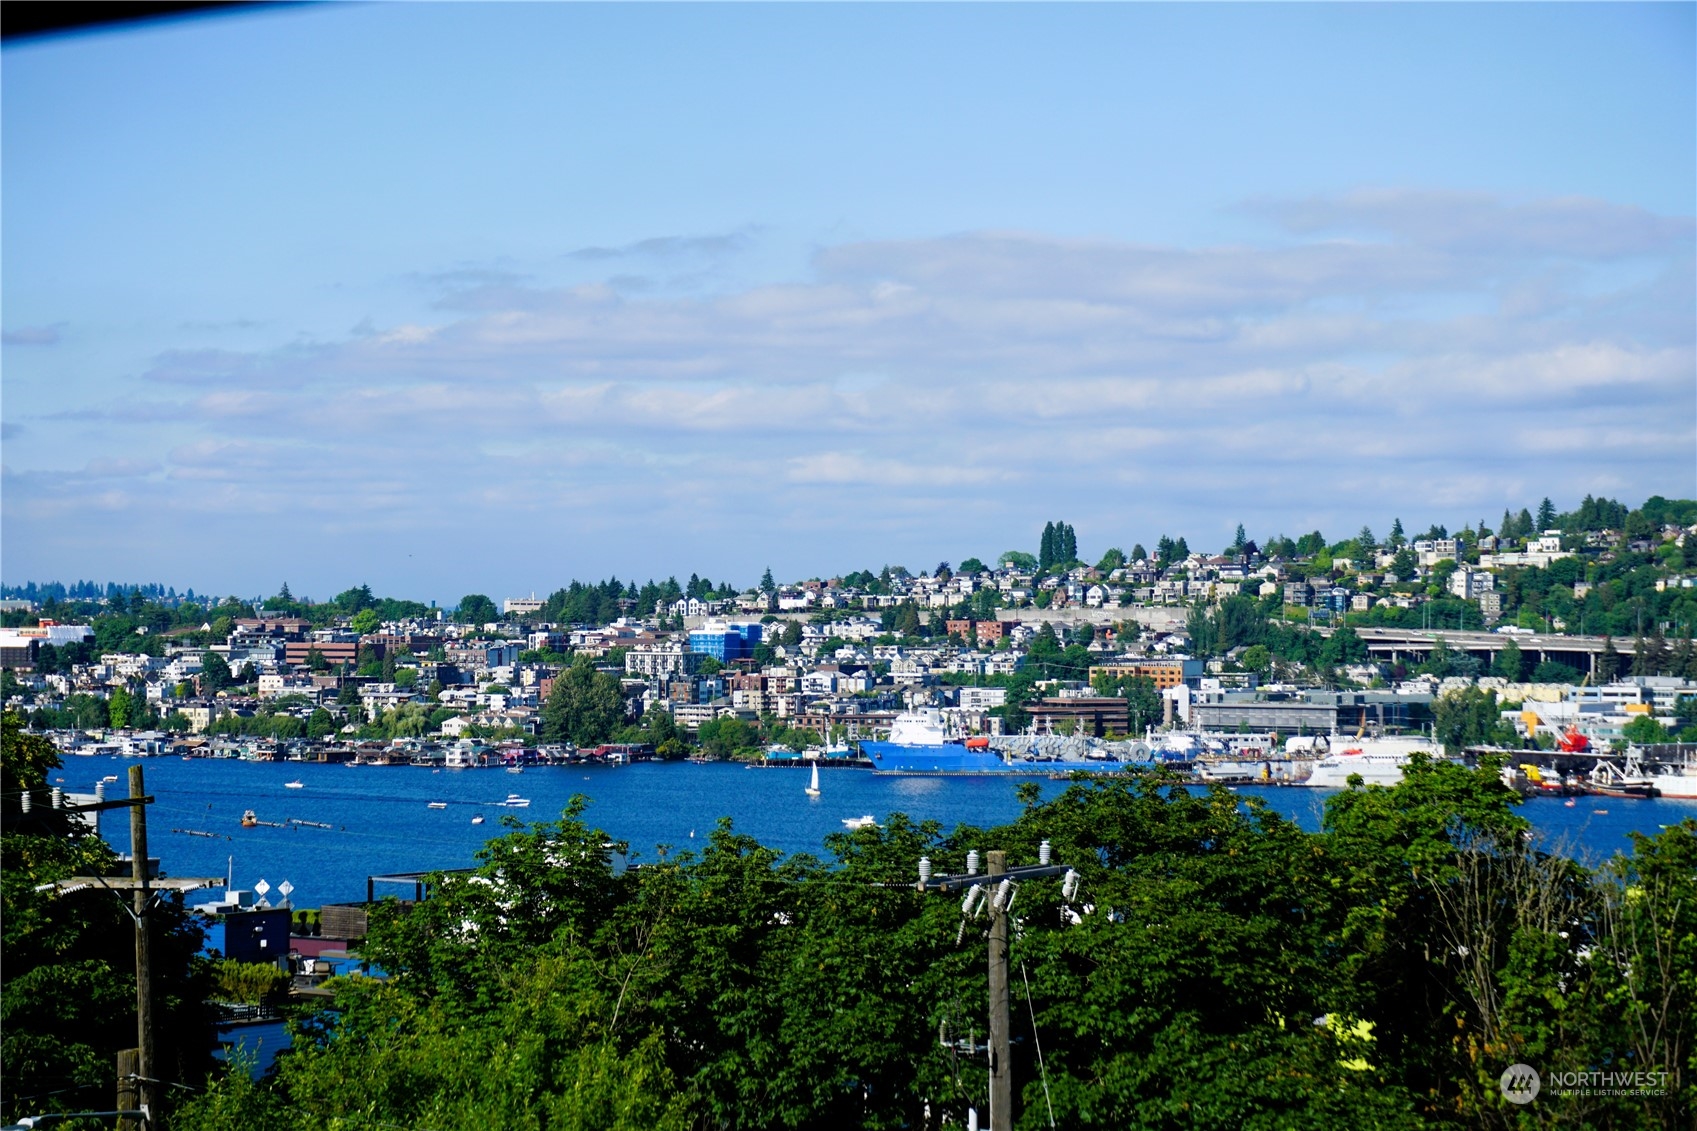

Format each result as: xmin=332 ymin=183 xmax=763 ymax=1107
xmin=1492 ymin=638 xmax=1524 ymax=681
xmin=999 ymin=550 xmax=1037 ymax=570
xmin=199 ymin=651 xmax=232 ymax=693
xmin=958 ymin=556 xmax=987 ymax=575
xmin=1622 ymin=715 xmax=1669 ymax=745
xmin=2 ymin=712 xmax=213 ymax=1123
xmin=457 ymin=594 xmax=498 ymax=624
xmin=542 ymin=658 xmax=628 ymax=746
xmin=1432 ymin=686 xmax=1518 ymax=751
xmin=107 ymin=686 xmax=133 ymax=729
xmin=349 ymin=608 xmax=381 ymax=635
xmin=1598 ymin=634 xmax=1621 ymax=682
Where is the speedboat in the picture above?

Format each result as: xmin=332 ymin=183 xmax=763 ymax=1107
xmin=285 ymin=780 xmax=304 ymax=789
xmin=241 ymin=810 xmax=258 ymax=828
xmin=427 ymin=801 xmax=448 ymax=810
xmin=503 ymin=794 xmax=531 ymax=808
xmin=841 ymin=815 xmax=877 ymax=830
xmin=471 ymin=815 xmax=485 ymax=825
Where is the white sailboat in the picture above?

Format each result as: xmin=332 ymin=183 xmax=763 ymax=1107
xmin=805 ymin=761 xmax=821 ymax=798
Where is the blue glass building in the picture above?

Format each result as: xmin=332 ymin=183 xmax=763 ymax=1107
xmin=688 ymin=620 xmax=763 ymax=662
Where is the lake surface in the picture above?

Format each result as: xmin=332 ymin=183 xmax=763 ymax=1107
xmin=56 ymin=755 xmax=1696 ymax=911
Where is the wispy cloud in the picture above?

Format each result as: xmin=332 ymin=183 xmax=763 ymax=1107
xmin=3 ymin=324 xmax=64 ymax=346
xmin=566 ymin=227 xmax=760 ymax=262
xmin=5 ymin=194 xmax=1692 ymax=586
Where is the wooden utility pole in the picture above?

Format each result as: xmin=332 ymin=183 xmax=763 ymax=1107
xmin=129 ymin=764 xmax=157 ymax=1125
xmin=116 ymin=1048 xmax=141 ymax=1130
xmin=919 ymin=846 xmax=1072 ymax=1131
xmin=985 ymin=850 xmax=1011 ymax=1131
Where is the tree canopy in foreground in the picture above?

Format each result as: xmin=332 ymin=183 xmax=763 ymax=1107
xmin=152 ymin=761 xmax=1694 ymax=1130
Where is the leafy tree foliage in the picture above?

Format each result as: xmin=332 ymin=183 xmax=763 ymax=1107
xmin=542 ymin=657 xmax=628 ymax=746
xmin=2 ymin=712 xmax=212 ymax=1124
xmin=456 ymin=593 xmax=498 ymax=624
xmin=173 ymin=767 xmax=1697 ymax=1130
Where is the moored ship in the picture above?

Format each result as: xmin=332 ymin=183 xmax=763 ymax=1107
xmin=862 ymin=709 xmax=1160 ymax=775
xmin=1300 ymin=734 xmax=1449 ymax=788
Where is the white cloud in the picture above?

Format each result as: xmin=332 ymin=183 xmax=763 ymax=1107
xmin=5 ymin=191 xmax=1692 ymax=592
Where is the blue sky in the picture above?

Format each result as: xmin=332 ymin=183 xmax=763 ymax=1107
xmin=3 ymin=3 xmax=1693 ymax=604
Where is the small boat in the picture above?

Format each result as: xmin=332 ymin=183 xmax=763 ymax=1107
xmin=102 ymin=775 xmax=119 ymax=783
xmin=1593 ymin=809 xmax=1609 ymax=815
xmin=427 ymin=801 xmax=448 ymax=810
xmin=506 ymin=766 xmax=524 ymax=774
xmin=1564 ymin=799 xmax=1577 ymax=808
xmin=471 ymin=815 xmax=485 ymax=825
xmin=805 ymin=762 xmax=821 ymax=798
xmin=503 ymin=794 xmax=531 ymax=808
xmin=842 ymin=815 xmax=877 ymax=830
xmin=284 ymin=780 xmax=304 ymax=789
xmin=240 ymin=810 xmax=258 ymax=828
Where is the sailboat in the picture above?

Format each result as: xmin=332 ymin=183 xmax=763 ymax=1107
xmin=805 ymin=761 xmax=821 ymax=798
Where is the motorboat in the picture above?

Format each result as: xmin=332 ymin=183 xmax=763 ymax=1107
xmin=427 ymin=801 xmax=448 ymax=810
xmin=471 ymin=815 xmax=485 ymax=825
xmin=503 ymin=794 xmax=531 ymax=808
xmin=285 ymin=780 xmax=304 ymax=789
xmin=841 ymin=815 xmax=877 ymax=830
xmin=241 ymin=810 xmax=258 ymax=828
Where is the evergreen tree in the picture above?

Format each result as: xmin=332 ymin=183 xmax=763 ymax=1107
xmin=1060 ymin=523 xmax=1077 ymax=565
xmin=1515 ymin=508 xmax=1534 ymax=538
xmin=1357 ymin=525 xmax=1376 ymax=553
xmin=1130 ymin=543 xmax=1147 ymax=562
xmin=1173 ymin=536 xmax=1190 ymax=560
xmin=1648 ymin=624 xmax=1669 ymax=676
xmin=1498 ymin=509 xmax=1515 ymax=540
xmin=1232 ymin=524 xmax=1247 ymax=554
xmin=1536 ymin=497 xmax=1557 ymax=530
xmin=760 ymin=567 xmax=775 ymax=592
xmin=1492 ymin=639 xmax=1525 ymax=682
xmin=1598 ymin=635 xmax=1620 ymax=682
xmin=1389 ymin=517 xmax=1405 ymax=546
xmin=1673 ymin=628 xmax=1696 ymax=682
xmin=1631 ymin=634 xmax=1651 ymax=677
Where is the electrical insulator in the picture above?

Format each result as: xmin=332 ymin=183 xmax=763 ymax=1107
xmin=992 ymin=878 xmax=1015 ymax=913
xmin=20 ymin=791 xmax=30 ymax=813
xmin=1062 ymin=868 xmax=1080 ymax=901
xmin=1039 ymin=839 xmax=1052 ymax=866
xmin=50 ymin=787 xmax=63 ymax=809
xmin=95 ymin=782 xmax=105 ymax=802
xmin=966 ymin=850 xmax=979 ymax=875
xmin=962 ymin=883 xmax=984 ymax=917
xmin=918 ymin=857 xmax=932 ymax=885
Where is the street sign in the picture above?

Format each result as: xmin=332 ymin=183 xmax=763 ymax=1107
xmin=254 ymin=879 xmax=270 ymax=896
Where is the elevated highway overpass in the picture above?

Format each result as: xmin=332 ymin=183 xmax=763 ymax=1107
xmin=1323 ymin=627 xmax=1610 ymax=674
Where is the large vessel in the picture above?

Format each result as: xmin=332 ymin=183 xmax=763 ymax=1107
xmin=861 ymin=710 xmax=1157 ymax=775
xmin=1637 ymin=744 xmax=1697 ymax=799
xmin=1300 ymin=735 xmax=1447 ymax=789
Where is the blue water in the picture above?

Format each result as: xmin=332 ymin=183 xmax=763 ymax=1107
xmin=56 ymin=755 xmax=1696 ymax=910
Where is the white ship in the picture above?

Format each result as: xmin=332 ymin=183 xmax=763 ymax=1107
xmin=1638 ymin=744 xmax=1697 ymax=799
xmin=1301 ymin=735 xmax=1447 ymax=789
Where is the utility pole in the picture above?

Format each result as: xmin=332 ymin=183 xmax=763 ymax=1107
xmin=130 ymin=765 xmax=157 ymax=1126
xmin=920 ymin=844 xmax=1075 ymax=1131
xmin=29 ymin=777 xmax=220 ymax=1131
xmin=985 ymin=851 xmax=1010 ymax=1131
